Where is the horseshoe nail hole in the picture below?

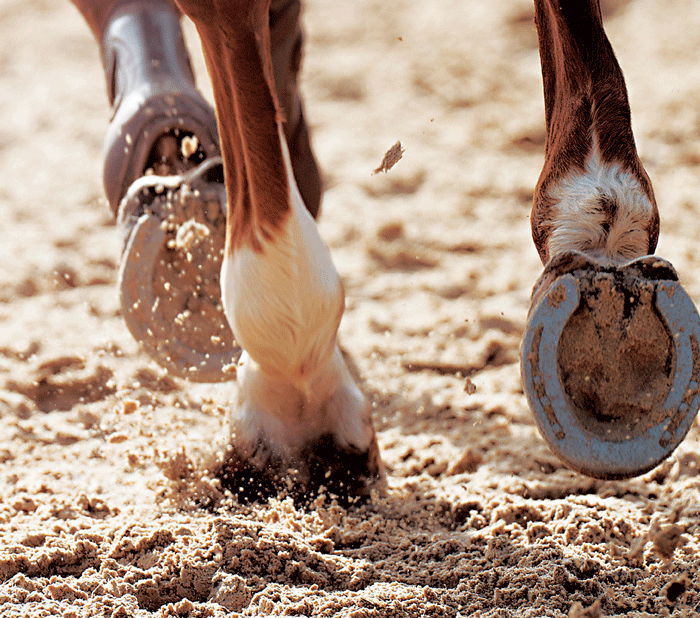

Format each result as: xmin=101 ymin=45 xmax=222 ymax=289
xmin=557 ymin=270 xmax=674 ymax=441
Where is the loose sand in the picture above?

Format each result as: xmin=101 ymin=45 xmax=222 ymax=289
xmin=1 ymin=0 xmax=700 ymax=616
xmin=557 ymin=268 xmax=673 ymax=440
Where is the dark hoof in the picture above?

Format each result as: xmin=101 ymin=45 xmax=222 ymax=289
xmin=118 ymin=158 xmax=240 ymax=382
xmin=214 ymin=434 xmax=384 ymax=506
xmin=521 ymin=253 xmax=700 ymax=479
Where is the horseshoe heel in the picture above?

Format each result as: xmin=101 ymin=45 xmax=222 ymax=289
xmin=521 ymin=254 xmax=700 ymax=479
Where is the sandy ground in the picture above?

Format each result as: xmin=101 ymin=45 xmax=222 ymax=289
xmin=1 ymin=0 xmax=700 ymax=615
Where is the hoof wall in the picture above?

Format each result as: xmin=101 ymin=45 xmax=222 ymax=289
xmin=521 ymin=253 xmax=700 ymax=479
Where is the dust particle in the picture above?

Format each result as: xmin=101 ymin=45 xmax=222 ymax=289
xmin=450 ymin=449 xmax=483 ymax=474
xmin=376 ymin=221 xmax=404 ymax=242
xmin=373 ymin=141 xmax=404 ymax=174
xmin=222 ymin=362 xmax=237 ymax=376
xmin=121 ymin=399 xmax=139 ymax=414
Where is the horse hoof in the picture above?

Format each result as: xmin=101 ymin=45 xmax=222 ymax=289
xmin=521 ymin=253 xmax=700 ymax=479
xmin=118 ymin=158 xmax=240 ymax=381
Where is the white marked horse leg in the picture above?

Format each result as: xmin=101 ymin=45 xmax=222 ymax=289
xmin=219 ymin=134 xmax=382 ymax=501
xmin=523 ymin=0 xmax=700 ymax=479
xmin=176 ymin=0 xmax=382 ymax=501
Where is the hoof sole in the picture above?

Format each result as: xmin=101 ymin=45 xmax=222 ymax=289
xmin=118 ymin=159 xmax=240 ymax=381
xmin=521 ymin=254 xmax=700 ymax=479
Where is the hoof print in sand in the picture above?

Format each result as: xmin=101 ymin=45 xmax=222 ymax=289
xmin=5 ymin=356 xmax=116 ymax=413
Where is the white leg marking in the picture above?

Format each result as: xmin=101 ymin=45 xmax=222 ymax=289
xmin=220 ymin=129 xmax=371 ymax=459
xmin=547 ymin=137 xmax=654 ymax=263
xmin=231 ymin=346 xmax=372 ymax=459
xmin=221 ymin=131 xmax=344 ymax=392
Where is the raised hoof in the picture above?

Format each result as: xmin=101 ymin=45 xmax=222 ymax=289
xmin=118 ymin=158 xmax=240 ymax=382
xmin=521 ymin=253 xmax=700 ymax=479
xmin=214 ymin=434 xmax=384 ymax=506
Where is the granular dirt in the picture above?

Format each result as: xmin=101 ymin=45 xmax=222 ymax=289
xmin=557 ymin=270 xmax=674 ymax=441
xmin=1 ymin=0 xmax=700 ymax=616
